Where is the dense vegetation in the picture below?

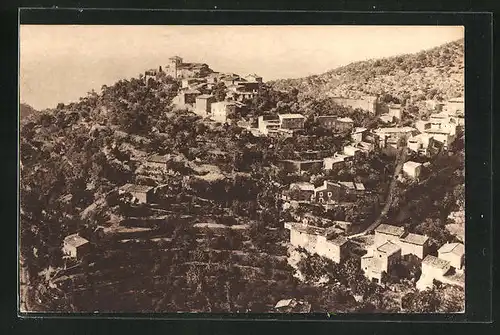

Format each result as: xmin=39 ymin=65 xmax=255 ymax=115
xmin=20 ymin=39 xmax=465 ymax=314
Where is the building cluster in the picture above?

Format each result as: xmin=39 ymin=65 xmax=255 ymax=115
xmin=145 ymin=56 xmax=262 ymax=124
xmin=360 ymin=224 xmax=464 ymax=288
xmin=284 ymin=219 xmax=465 ymax=290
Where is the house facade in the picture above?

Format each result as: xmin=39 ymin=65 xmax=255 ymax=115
xmin=278 ymin=114 xmax=306 ymax=130
xmin=279 ymin=160 xmax=324 ymax=174
xmin=284 ymin=222 xmax=348 ymax=264
xmin=195 ymin=95 xmax=216 ymax=117
xmin=317 ymin=116 xmax=354 ymax=131
xmin=175 ymin=89 xmax=201 ymax=106
xmin=286 ymin=182 xmax=315 ymax=202
xmin=417 ymin=255 xmax=452 ymax=290
xmin=398 ymin=233 xmax=430 ymax=259
xmin=144 ymin=154 xmax=171 ymax=170
xmin=362 ymin=241 xmax=401 ymax=283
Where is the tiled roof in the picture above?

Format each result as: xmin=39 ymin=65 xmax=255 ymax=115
xmin=328 ymin=235 xmax=348 ymax=246
xmin=337 ymin=117 xmax=354 ymax=123
xmin=375 ymin=224 xmax=405 ymax=237
xmin=183 ymin=89 xmax=201 ymax=94
xmin=354 ymin=183 xmax=366 ymax=191
xmin=375 ymin=127 xmax=416 ymax=134
xmin=352 ymin=127 xmax=367 ymax=134
xmin=338 ymin=181 xmax=355 ymax=190
xmin=147 ymin=154 xmax=170 ymax=164
xmin=422 ymin=255 xmax=451 ymax=269
xmin=275 ymin=299 xmax=295 ymax=309
xmin=438 ymin=243 xmax=465 ymax=256
xmin=196 ymin=94 xmax=214 ymax=99
xmin=290 ymin=182 xmax=315 ymax=191
xmin=400 ymin=232 xmax=429 ymax=246
xmin=376 ymin=241 xmax=401 ymax=255
xmin=121 ymin=184 xmax=154 ymax=194
xmin=64 ymin=234 xmax=89 ymax=248
xmin=278 ymin=113 xmax=306 ymax=119
xmin=403 ymin=161 xmax=423 ymax=169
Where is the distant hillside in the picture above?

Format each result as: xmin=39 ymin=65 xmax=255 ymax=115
xmin=20 ymin=103 xmax=38 ymax=120
xmin=271 ymin=39 xmax=464 ymax=105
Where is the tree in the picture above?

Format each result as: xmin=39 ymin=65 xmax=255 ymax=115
xmin=402 ymin=288 xmax=441 ymax=313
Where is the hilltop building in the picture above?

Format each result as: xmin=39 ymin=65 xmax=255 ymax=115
xmin=244 ymin=73 xmax=263 ymax=83
xmin=164 ymin=56 xmax=211 ymax=79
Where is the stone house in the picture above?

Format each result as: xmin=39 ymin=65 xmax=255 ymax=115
xmin=362 ymin=241 xmax=401 ymax=284
xmin=284 ymin=222 xmax=348 ymax=264
xmin=278 ymin=114 xmax=306 ymax=130
xmin=403 ymin=161 xmax=423 ymax=179
xmin=62 ymin=234 xmax=90 ymax=259
xmin=120 ymin=184 xmax=155 ymax=204
xmin=195 ymin=94 xmax=216 ymax=117
xmin=438 ymin=242 xmax=465 ymax=270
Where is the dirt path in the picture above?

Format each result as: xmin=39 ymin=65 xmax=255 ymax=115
xmin=349 ymin=146 xmax=407 ymax=239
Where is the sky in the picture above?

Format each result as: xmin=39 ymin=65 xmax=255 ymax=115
xmin=20 ymin=25 xmax=464 ymax=110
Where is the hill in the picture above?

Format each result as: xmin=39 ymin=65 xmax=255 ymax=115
xmin=20 ymin=103 xmax=38 ymax=121
xmin=271 ymin=39 xmax=464 ymax=106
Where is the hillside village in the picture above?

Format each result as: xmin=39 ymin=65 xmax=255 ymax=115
xmin=20 ymin=40 xmax=465 ymax=314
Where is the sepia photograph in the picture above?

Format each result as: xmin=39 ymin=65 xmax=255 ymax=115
xmin=19 ymin=25 xmax=465 ymax=314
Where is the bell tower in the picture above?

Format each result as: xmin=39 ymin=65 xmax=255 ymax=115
xmin=168 ymin=56 xmax=183 ymax=78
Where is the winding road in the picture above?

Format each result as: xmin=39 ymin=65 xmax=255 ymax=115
xmin=348 ymin=146 xmax=408 ymax=239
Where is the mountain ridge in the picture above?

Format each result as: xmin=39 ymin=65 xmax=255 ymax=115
xmin=270 ymin=38 xmax=464 ymax=104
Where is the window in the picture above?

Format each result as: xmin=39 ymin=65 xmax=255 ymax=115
xmin=327 ymin=192 xmax=332 ymax=198
xmin=319 ymin=192 xmax=323 ymax=197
